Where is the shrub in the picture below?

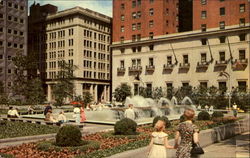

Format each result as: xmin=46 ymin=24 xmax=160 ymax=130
xmin=55 ymin=125 xmax=82 ymax=147
xmin=152 ymin=116 xmax=171 ymax=128
xmin=114 ymin=118 xmax=137 ymax=135
xmin=212 ymin=111 xmax=224 ymax=118
xmin=197 ymin=111 xmax=210 ymax=120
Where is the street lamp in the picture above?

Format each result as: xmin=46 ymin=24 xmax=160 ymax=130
xmin=219 ymin=71 xmax=231 ymax=110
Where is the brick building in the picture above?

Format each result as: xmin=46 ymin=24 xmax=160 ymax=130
xmin=193 ymin=0 xmax=249 ymax=31
xmin=112 ymin=0 xmax=181 ymax=42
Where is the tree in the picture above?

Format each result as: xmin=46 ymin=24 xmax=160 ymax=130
xmin=25 ymin=78 xmax=46 ymax=104
xmin=53 ymin=62 xmax=77 ymax=106
xmin=113 ymin=84 xmax=132 ymax=102
xmin=82 ymin=92 xmax=93 ymax=106
xmin=139 ymin=86 xmax=152 ymax=98
xmin=152 ymin=87 xmax=164 ymax=100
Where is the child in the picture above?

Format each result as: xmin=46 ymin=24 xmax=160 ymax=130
xmin=148 ymin=120 xmax=174 ymax=158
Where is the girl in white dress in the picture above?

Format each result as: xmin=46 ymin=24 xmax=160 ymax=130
xmin=148 ymin=120 xmax=174 ymax=158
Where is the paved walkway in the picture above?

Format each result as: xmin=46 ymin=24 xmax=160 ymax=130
xmin=109 ymin=132 xmax=250 ymax=158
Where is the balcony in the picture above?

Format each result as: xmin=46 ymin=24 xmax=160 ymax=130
xmin=128 ymin=66 xmax=142 ymax=72
xmin=163 ymin=64 xmax=174 ymax=70
xmin=179 ymin=63 xmax=190 ymax=69
xmin=117 ymin=67 xmax=126 ymax=73
xmin=197 ymin=61 xmax=209 ymax=68
xmin=215 ymin=60 xmax=228 ymax=67
xmin=232 ymin=58 xmax=248 ymax=70
xmin=146 ymin=65 xmax=155 ymax=71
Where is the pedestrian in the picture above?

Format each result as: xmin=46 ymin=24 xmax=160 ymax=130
xmin=197 ymin=105 xmax=201 ymax=111
xmin=205 ymin=105 xmax=209 ymax=112
xmin=80 ymin=103 xmax=86 ymax=123
xmin=7 ymin=107 xmax=19 ymax=118
xmin=124 ymin=104 xmax=135 ymax=120
xmin=147 ymin=120 xmax=174 ymax=158
xmin=209 ymin=105 xmax=214 ymax=113
xmin=175 ymin=108 xmax=200 ymax=158
xmin=44 ymin=109 xmax=57 ymax=122
xmin=57 ymin=110 xmax=67 ymax=124
xmin=44 ymin=102 xmax=52 ymax=116
xmin=28 ymin=105 xmax=34 ymax=114
xmin=73 ymin=104 xmax=81 ymax=123
xmin=232 ymin=103 xmax=238 ymax=117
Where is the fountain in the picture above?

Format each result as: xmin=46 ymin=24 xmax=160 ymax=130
xmin=22 ymin=95 xmax=196 ymax=125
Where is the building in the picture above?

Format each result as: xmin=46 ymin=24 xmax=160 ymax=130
xmin=29 ymin=4 xmax=112 ymax=103
xmin=0 ymin=0 xmax=28 ymax=95
xmin=193 ymin=0 xmax=249 ymax=31
xmin=112 ymin=0 xmax=181 ymax=42
xmin=111 ymin=0 xmax=250 ymax=97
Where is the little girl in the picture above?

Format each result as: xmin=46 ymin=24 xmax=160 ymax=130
xmin=148 ymin=120 xmax=174 ymax=158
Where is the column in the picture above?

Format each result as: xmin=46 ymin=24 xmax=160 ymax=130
xmin=94 ymin=84 xmax=98 ymax=102
xmin=75 ymin=82 xmax=83 ymax=97
xmin=107 ymin=85 xmax=110 ymax=102
xmin=47 ymin=84 xmax=52 ymax=102
xmin=104 ymin=85 xmax=107 ymax=102
xmin=90 ymin=84 xmax=93 ymax=96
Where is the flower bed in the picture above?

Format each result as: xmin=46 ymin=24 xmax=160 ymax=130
xmin=0 ymin=116 xmax=239 ymax=158
xmin=0 ymin=120 xmax=59 ymax=139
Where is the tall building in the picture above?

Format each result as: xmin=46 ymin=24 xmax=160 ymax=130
xmin=111 ymin=0 xmax=250 ymax=97
xmin=112 ymin=0 xmax=180 ymax=42
xmin=29 ymin=4 xmax=112 ymax=102
xmin=0 ymin=0 xmax=28 ymax=95
xmin=193 ymin=0 xmax=249 ymax=31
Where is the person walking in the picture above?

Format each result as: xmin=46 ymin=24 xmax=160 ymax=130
xmin=232 ymin=103 xmax=238 ymax=117
xmin=147 ymin=120 xmax=174 ymax=158
xmin=73 ymin=104 xmax=81 ymax=124
xmin=80 ymin=103 xmax=86 ymax=123
xmin=124 ymin=104 xmax=135 ymax=120
xmin=175 ymin=108 xmax=200 ymax=158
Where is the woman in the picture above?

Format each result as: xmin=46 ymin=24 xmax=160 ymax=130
xmin=80 ymin=103 xmax=86 ymax=123
xmin=73 ymin=105 xmax=81 ymax=124
xmin=57 ymin=110 xmax=67 ymax=124
xmin=148 ymin=120 xmax=174 ymax=158
xmin=44 ymin=109 xmax=57 ymax=122
xmin=175 ymin=108 xmax=199 ymax=158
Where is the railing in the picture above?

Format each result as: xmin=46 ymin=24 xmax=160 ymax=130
xmin=215 ymin=60 xmax=228 ymax=67
xmin=179 ymin=63 xmax=190 ymax=69
xmin=197 ymin=61 xmax=209 ymax=68
xmin=146 ymin=65 xmax=155 ymax=71
xmin=128 ymin=66 xmax=142 ymax=72
xmin=163 ymin=64 xmax=174 ymax=70
xmin=117 ymin=67 xmax=126 ymax=73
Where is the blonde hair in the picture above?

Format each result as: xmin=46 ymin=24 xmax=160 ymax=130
xmin=184 ymin=108 xmax=195 ymax=120
xmin=154 ymin=120 xmax=166 ymax=132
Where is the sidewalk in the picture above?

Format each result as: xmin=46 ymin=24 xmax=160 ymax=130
xmin=108 ymin=132 xmax=250 ymax=158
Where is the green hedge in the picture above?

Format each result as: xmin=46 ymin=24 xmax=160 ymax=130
xmin=0 ymin=120 xmax=59 ymax=139
xmin=0 ymin=153 xmax=15 ymax=158
xmin=114 ymin=118 xmax=137 ymax=135
xmin=100 ymin=131 xmax=148 ymax=139
xmin=37 ymin=140 xmax=100 ymax=153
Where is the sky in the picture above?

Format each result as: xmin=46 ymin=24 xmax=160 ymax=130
xmin=28 ymin=0 xmax=113 ymax=17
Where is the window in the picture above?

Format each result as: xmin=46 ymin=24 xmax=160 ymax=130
xmin=120 ymin=15 xmax=125 ymax=21
xmin=132 ymin=12 xmax=137 ymax=19
xmin=137 ymin=46 xmax=141 ymax=52
xmin=8 ymin=69 xmax=11 ymax=74
xmin=132 ymin=47 xmax=137 ymax=53
xmin=146 ymin=84 xmax=152 ymax=94
xmin=201 ymin=38 xmax=207 ymax=45
xmin=219 ymin=51 xmax=225 ymax=61
xmin=8 ymin=29 xmax=11 ymax=34
xmin=219 ymin=36 xmax=226 ymax=43
xmin=149 ymin=45 xmax=154 ymax=51
xmin=238 ymin=81 xmax=246 ymax=92
xmin=134 ymin=84 xmax=139 ymax=95
xmin=20 ymin=19 xmax=24 ymax=23
xmin=239 ymin=34 xmax=246 ymax=41
xmin=149 ymin=32 xmax=154 ymax=39
xmin=201 ymin=0 xmax=206 ymax=5
xmin=183 ymin=55 xmax=189 ymax=64
xmin=120 ymin=48 xmax=125 ymax=54
xmin=137 ymin=34 xmax=141 ymax=41
xmin=200 ymin=82 xmax=208 ymax=88
xmin=121 ymin=3 xmax=125 ymax=9
xmin=137 ymin=23 xmax=141 ymax=30
xmin=239 ymin=4 xmax=245 ymax=13
xmin=149 ymin=8 xmax=154 ymax=16
xmin=201 ymin=53 xmax=207 ymax=62
xmin=182 ymin=82 xmax=189 ymax=87
xmin=166 ymin=8 xmax=169 ymax=15
xmin=201 ymin=11 xmax=207 ymax=19
xmin=20 ymin=6 xmax=24 ymax=10
xmin=220 ymin=7 xmax=225 ymax=16
xmin=137 ymin=0 xmax=141 ymax=6
xmin=167 ymin=56 xmax=172 ymax=65
xmin=8 ymin=2 xmax=12 ymax=7
xmin=219 ymin=82 xmax=227 ymax=92
xmin=239 ymin=18 xmax=245 ymax=26
xmin=0 ymin=54 xmax=3 ymax=59
xmin=239 ymin=50 xmax=245 ymax=60
xmin=201 ymin=24 xmax=206 ymax=32
xmin=8 ymin=16 xmax=12 ymax=21
xmin=149 ymin=20 xmax=154 ymax=27
xmin=120 ymin=37 xmax=124 ymax=43
xmin=132 ymin=35 xmax=136 ymax=41
xmin=137 ymin=11 xmax=141 ymax=18
xmin=149 ymin=58 xmax=154 ymax=66
xmin=0 ymin=14 xmax=3 ymax=18
xmin=149 ymin=0 xmax=154 ymax=3
xmin=121 ymin=26 xmax=124 ymax=32
xmin=120 ymin=60 xmax=125 ymax=68
xmin=132 ymin=24 xmax=136 ymax=31
xmin=132 ymin=1 xmax=136 ymax=8
xmin=219 ymin=21 xmax=225 ymax=29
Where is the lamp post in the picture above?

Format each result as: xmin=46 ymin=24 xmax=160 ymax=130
xmin=219 ymin=71 xmax=231 ymax=110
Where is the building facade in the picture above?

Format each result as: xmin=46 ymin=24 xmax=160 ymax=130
xmin=29 ymin=4 xmax=112 ymax=103
xmin=112 ymin=0 xmax=181 ymax=42
xmin=0 ymin=0 xmax=28 ymax=95
xmin=112 ymin=27 xmax=250 ymax=96
xmin=193 ymin=0 xmax=249 ymax=31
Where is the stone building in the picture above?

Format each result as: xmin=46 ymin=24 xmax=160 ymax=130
xmin=0 ymin=0 xmax=28 ymax=95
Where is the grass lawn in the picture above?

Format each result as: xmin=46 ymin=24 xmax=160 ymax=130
xmin=0 ymin=120 xmax=59 ymax=139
